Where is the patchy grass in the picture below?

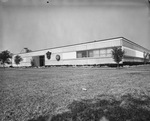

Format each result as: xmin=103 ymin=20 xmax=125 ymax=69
xmin=0 ymin=65 xmax=150 ymax=121
xmin=51 ymin=93 xmax=150 ymax=121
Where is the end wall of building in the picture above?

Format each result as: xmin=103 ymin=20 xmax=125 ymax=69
xmin=122 ymin=38 xmax=150 ymax=63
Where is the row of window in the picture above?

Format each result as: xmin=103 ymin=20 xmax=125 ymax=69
xmin=76 ymin=48 xmax=112 ymax=58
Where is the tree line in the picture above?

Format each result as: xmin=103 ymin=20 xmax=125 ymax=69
xmin=0 ymin=50 xmax=24 ymax=68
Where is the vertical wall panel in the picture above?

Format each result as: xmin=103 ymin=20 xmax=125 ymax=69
xmin=62 ymin=52 xmax=76 ymax=59
xmin=123 ymin=47 xmax=144 ymax=58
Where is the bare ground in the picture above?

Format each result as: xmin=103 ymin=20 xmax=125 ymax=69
xmin=0 ymin=65 xmax=150 ymax=121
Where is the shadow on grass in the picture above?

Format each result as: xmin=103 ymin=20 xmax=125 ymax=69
xmin=28 ymin=94 xmax=150 ymax=121
xmin=28 ymin=115 xmax=49 ymax=121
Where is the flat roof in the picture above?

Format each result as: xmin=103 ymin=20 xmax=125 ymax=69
xmin=18 ymin=36 xmax=150 ymax=54
xmin=122 ymin=37 xmax=150 ymax=52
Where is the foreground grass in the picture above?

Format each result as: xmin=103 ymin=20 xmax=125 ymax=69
xmin=51 ymin=93 xmax=150 ymax=121
xmin=0 ymin=65 xmax=150 ymax=121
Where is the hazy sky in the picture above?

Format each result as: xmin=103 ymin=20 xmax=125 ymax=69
xmin=0 ymin=0 xmax=150 ymax=53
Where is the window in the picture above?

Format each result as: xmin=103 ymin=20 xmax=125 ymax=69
xmin=100 ymin=49 xmax=106 ymax=57
xmin=77 ymin=51 xmax=87 ymax=58
xmin=93 ymin=50 xmax=100 ymax=57
xmin=88 ymin=50 xmax=93 ymax=57
xmin=106 ymin=48 xmax=112 ymax=57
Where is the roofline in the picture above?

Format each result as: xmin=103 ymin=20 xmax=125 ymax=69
xmin=17 ymin=36 xmax=123 ymax=55
xmin=16 ymin=36 xmax=150 ymax=55
xmin=121 ymin=37 xmax=150 ymax=52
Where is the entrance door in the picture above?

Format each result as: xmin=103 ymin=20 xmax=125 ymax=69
xmin=39 ymin=55 xmax=45 ymax=66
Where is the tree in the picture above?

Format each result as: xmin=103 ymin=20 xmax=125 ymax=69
xmin=14 ymin=55 xmax=23 ymax=67
xmin=30 ymin=59 xmax=36 ymax=67
xmin=111 ymin=47 xmax=125 ymax=68
xmin=0 ymin=50 xmax=12 ymax=68
xmin=143 ymin=52 xmax=149 ymax=64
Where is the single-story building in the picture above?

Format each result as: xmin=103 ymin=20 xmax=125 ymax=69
xmin=12 ymin=37 xmax=150 ymax=67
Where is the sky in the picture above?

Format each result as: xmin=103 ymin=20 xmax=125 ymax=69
xmin=0 ymin=0 xmax=150 ymax=54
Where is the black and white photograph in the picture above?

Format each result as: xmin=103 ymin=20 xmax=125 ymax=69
xmin=0 ymin=0 xmax=150 ymax=121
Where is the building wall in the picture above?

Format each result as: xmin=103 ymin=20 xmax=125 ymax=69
xmin=12 ymin=49 xmax=47 ymax=67
xmin=122 ymin=38 xmax=150 ymax=63
xmin=45 ymin=38 xmax=121 ymax=65
xmin=12 ymin=37 xmax=150 ymax=67
xmin=13 ymin=37 xmax=121 ymax=66
xmin=123 ymin=47 xmax=144 ymax=58
xmin=12 ymin=55 xmax=32 ymax=67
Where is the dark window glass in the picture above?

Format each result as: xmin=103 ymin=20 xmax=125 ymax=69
xmin=88 ymin=50 xmax=93 ymax=57
xmin=77 ymin=51 xmax=87 ymax=58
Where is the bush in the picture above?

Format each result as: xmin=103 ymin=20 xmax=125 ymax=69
xmin=31 ymin=59 xmax=36 ymax=67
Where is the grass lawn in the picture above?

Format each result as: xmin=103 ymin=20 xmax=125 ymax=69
xmin=0 ymin=65 xmax=150 ymax=121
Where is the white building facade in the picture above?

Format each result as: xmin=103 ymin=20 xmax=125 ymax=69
xmin=12 ymin=37 xmax=150 ymax=67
